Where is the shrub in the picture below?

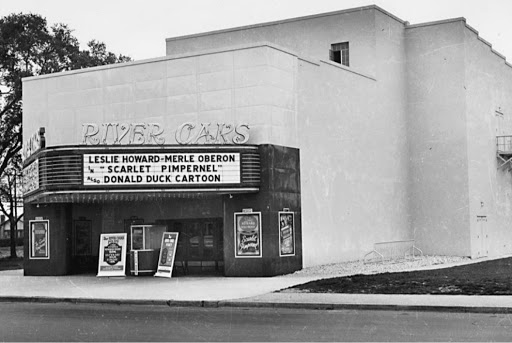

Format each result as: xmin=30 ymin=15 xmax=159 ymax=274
xmin=0 ymin=238 xmax=24 ymax=247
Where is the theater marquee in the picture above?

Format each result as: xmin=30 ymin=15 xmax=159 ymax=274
xmin=23 ymin=145 xmax=260 ymax=203
xmin=83 ymin=152 xmax=241 ymax=186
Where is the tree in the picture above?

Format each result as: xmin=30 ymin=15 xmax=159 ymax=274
xmin=0 ymin=166 xmax=22 ymax=258
xmin=0 ymin=13 xmax=131 ymax=258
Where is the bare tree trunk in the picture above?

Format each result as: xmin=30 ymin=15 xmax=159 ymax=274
xmin=9 ymin=216 xmax=17 ymax=258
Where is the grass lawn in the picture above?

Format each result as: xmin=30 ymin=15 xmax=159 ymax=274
xmin=286 ymin=257 xmax=512 ymax=295
xmin=0 ymin=246 xmax=24 ymax=271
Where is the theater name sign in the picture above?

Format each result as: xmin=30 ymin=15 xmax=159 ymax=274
xmin=22 ymin=121 xmax=260 ymax=202
xmin=80 ymin=122 xmax=251 ymax=186
xmin=81 ymin=122 xmax=250 ymax=146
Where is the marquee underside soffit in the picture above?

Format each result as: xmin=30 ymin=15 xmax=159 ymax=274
xmin=24 ymin=188 xmax=259 ymax=204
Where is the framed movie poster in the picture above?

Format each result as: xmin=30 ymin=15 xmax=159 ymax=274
xmin=234 ymin=212 xmax=262 ymax=258
xmin=97 ymin=233 xmax=127 ymax=277
xmin=278 ymin=212 xmax=295 ymax=257
xmin=73 ymin=220 xmax=92 ymax=256
xmin=29 ymin=220 xmax=50 ymax=259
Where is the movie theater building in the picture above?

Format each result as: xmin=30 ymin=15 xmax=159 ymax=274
xmin=22 ymin=5 xmax=512 ymax=276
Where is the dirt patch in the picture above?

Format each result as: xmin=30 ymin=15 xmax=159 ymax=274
xmin=285 ymin=257 xmax=512 ymax=295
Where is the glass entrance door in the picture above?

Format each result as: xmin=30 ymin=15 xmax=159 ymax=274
xmin=71 ymin=219 xmax=95 ymax=273
xmin=157 ymin=218 xmax=223 ymax=274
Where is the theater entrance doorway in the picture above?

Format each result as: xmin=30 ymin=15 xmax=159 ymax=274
xmin=156 ymin=218 xmax=224 ymax=275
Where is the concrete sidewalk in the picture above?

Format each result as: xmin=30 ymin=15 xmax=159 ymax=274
xmin=1 ymin=269 xmax=512 ymax=313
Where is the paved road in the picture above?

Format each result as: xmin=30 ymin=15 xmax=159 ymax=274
xmin=2 ymin=302 xmax=512 ymax=341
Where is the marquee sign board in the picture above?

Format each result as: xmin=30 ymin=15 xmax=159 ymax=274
xmin=23 ymin=145 xmax=260 ymax=203
xmin=84 ymin=153 xmax=240 ymax=186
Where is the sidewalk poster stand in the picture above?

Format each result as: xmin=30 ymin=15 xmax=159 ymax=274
xmin=155 ymin=232 xmax=179 ymax=278
xmin=97 ymin=233 xmax=127 ymax=277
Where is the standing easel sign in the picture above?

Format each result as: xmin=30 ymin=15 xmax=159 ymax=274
xmin=155 ymin=232 xmax=179 ymax=278
xmin=279 ymin=211 xmax=295 ymax=257
xmin=97 ymin=233 xmax=127 ymax=277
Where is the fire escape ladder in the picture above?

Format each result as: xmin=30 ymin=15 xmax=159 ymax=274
xmin=496 ymin=136 xmax=512 ymax=170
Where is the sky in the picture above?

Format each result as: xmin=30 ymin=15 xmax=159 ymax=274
xmin=1 ymin=0 xmax=512 ymax=61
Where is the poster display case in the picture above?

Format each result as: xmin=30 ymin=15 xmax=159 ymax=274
xmin=234 ymin=211 xmax=262 ymax=258
xmin=29 ymin=220 xmax=50 ymax=259
xmin=278 ymin=212 xmax=295 ymax=257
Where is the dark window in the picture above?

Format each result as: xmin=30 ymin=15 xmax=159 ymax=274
xmin=329 ymin=42 xmax=349 ymax=67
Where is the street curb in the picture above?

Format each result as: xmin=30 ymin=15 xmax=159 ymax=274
xmin=1 ymin=296 xmax=512 ymax=314
xmin=0 ymin=296 xmax=171 ymax=306
xmin=218 ymin=301 xmax=512 ymax=314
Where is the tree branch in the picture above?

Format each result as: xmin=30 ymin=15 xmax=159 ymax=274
xmin=0 ymin=200 xmax=8 ymax=218
xmin=0 ymin=94 xmax=20 ymax=118
xmin=0 ymin=143 xmax=22 ymax=178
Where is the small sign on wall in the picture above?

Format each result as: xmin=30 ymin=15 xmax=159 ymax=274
xmin=97 ymin=233 xmax=127 ymax=277
xmin=279 ymin=211 xmax=295 ymax=257
xmin=22 ymin=159 xmax=39 ymax=195
xmin=155 ymin=232 xmax=179 ymax=278
xmin=29 ymin=220 xmax=50 ymax=259
xmin=234 ymin=211 xmax=262 ymax=258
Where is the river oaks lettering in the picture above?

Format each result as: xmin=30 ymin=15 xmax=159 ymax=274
xmin=81 ymin=122 xmax=250 ymax=145
xmin=83 ymin=153 xmax=240 ymax=186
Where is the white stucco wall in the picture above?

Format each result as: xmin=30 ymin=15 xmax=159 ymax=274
xmin=23 ymin=45 xmax=300 ymax=149
xmin=297 ymin=11 xmax=410 ymax=267
xmin=166 ymin=7 xmax=380 ymax=77
xmin=463 ymin=25 xmax=512 ymax=258
xmin=405 ymin=21 xmax=471 ymax=256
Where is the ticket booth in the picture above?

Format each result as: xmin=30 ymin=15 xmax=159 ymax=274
xmin=129 ymin=224 xmax=167 ymax=276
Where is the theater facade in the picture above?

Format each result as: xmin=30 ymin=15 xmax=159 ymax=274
xmin=22 ymin=5 xmax=512 ymax=276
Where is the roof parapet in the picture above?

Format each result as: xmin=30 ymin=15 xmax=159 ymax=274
xmin=405 ymin=17 xmax=466 ymax=30
xmin=405 ymin=16 xmax=509 ymax=66
xmin=165 ymin=5 xmax=405 ymax=42
xmin=477 ymin=36 xmax=493 ymax=48
xmin=491 ymin=48 xmax=506 ymax=61
xmin=320 ymin=60 xmax=376 ymax=81
xmin=23 ymin=42 xmax=318 ymax=82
